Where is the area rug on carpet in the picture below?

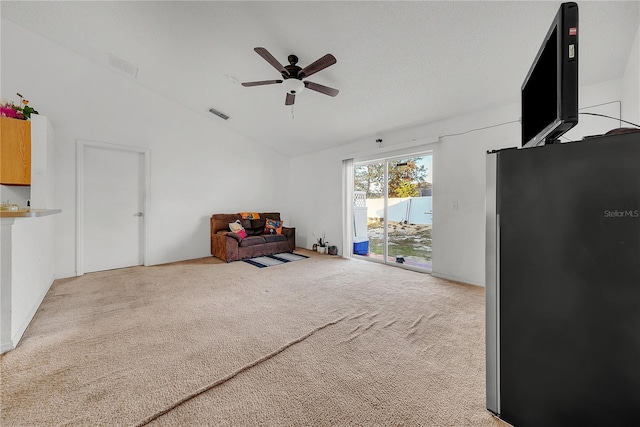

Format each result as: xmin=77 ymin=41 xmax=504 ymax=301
xmin=243 ymin=252 xmax=308 ymax=268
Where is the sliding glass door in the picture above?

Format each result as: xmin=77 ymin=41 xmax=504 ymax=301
xmin=353 ymin=153 xmax=432 ymax=271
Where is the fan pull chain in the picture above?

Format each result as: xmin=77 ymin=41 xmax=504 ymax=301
xmin=291 ymin=105 xmax=295 ymax=119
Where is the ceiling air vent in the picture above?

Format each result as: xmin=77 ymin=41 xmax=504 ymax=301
xmin=209 ymin=108 xmax=230 ymax=120
xmin=107 ymin=53 xmax=138 ymax=78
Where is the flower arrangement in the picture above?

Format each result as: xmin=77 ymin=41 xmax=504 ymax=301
xmin=0 ymin=93 xmax=39 ymax=120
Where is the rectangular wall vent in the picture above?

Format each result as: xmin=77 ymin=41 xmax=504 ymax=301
xmin=107 ymin=53 xmax=138 ymax=78
xmin=209 ymin=108 xmax=230 ymax=120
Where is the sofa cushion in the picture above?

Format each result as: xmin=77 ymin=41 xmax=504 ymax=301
xmin=264 ymin=234 xmax=287 ymax=243
xmin=264 ymin=218 xmax=284 ymax=235
xmin=217 ymin=230 xmax=242 ymax=243
xmin=251 ymin=218 xmax=266 ymax=235
xmin=241 ymin=219 xmax=258 ymax=236
xmin=239 ymin=236 xmax=267 ymax=247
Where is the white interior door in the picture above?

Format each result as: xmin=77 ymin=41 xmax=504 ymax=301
xmin=81 ymin=143 xmax=145 ymax=273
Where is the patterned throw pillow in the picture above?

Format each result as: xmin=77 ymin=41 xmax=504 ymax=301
xmin=229 ymin=220 xmax=247 ymax=238
xmin=264 ymin=218 xmax=283 ymax=235
xmin=239 ymin=212 xmax=260 ymax=220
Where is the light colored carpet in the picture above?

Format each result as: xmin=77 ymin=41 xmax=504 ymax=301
xmin=0 ymin=250 xmax=508 ymax=426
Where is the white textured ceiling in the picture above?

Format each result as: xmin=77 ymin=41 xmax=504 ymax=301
xmin=2 ymin=1 xmax=638 ymax=156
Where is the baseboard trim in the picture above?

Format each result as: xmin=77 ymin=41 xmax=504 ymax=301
xmin=431 ymin=271 xmax=483 ymax=287
xmin=1 ymin=339 xmax=15 ymax=354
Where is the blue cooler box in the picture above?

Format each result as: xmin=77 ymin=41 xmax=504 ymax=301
xmin=353 ymin=237 xmax=369 ymax=255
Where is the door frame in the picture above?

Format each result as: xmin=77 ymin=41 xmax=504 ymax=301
xmin=76 ymin=139 xmax=150 ymax=276
xmin=350 ymin=150 xmax=433 ymax=273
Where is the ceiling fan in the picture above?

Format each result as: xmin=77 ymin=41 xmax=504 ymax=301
xmin=242 ymin=47 xmax=339 ymax=106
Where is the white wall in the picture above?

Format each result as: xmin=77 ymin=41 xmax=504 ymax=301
xmin=0 ymin=185 xmax=29 ymax=208
xmin=1 ymin=19 xmax=289 ymax=278
xmin=622 ymin=23 xmax=640 ymax=125
xmin=432 ymin=104 xmax=519 ymax=285
xmin=290 ymin=79 xmax=632 ymax=286
xmin=29 ymin=115 xmax=55 ymax=209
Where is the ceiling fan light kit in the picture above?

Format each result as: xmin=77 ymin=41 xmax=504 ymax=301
xmin=282 ymin=78 xmax=304 ymax=95
xmin=242 ymin=47 xmax=339 ymax=106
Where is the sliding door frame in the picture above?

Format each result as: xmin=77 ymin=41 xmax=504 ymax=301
xmin=351 ymin=150 xmax=433 ymax=273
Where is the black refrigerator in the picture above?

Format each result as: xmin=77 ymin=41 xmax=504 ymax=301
xmin=485 ymin=131 xmax=640 ymax=427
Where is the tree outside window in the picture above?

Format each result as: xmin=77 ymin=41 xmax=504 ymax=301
xmin=354 ymin=158 xmax=428 ymax=198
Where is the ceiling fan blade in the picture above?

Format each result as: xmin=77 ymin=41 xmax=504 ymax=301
xmin=304 ymin=81 xmax=339 ymax=97
xmin=299 ymin=54 xmax=336 ymax=78
xmin=285 ymin=93 xmax=295 ymax=106
xmin=241 ymin=80 xmax=283 ymax=87
xmin=254 ymin=47 xmax=289 ymax=77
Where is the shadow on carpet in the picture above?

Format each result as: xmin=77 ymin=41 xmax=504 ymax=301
xmin=242 ymin=252 xmax=309 ymax=268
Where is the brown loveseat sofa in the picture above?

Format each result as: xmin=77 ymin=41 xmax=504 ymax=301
xmin=210 ymin=212 xmax=295 ymax=262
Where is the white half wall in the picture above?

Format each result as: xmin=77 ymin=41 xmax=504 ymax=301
xmin=10 ymin=216 xmax=55 ymax=342
xmin=1 ymin=19 xmax=290 ymax=277
xmin=1 ymin=214 xmax=57 ymax=353
xmin=290 ymin=78 xmax=633 ymax=286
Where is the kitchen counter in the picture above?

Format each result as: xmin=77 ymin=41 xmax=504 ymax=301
xmin=0 ymin=208 xmax=61 ymax=218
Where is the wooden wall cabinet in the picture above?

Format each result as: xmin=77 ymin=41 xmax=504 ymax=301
xmin=0 ymin=117 xmax=31 ymax=185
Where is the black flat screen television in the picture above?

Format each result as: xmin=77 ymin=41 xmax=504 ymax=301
xmin=521 ymin=2 xmax=579 ymax=148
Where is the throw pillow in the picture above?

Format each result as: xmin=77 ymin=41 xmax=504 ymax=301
xmin=229 ymin=220 xmax=247 ymax=239
xmin=239 ymin=212 xmax=260 ymax=220
xmin=264 ymin=218 xmax=283 ymax=235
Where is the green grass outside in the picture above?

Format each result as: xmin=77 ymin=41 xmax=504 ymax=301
xmin=366 ymin=222 xmax=432 ymax=264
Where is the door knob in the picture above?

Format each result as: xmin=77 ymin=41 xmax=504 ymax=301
xmin=134 ymin=212 xmax=144 ymax=217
